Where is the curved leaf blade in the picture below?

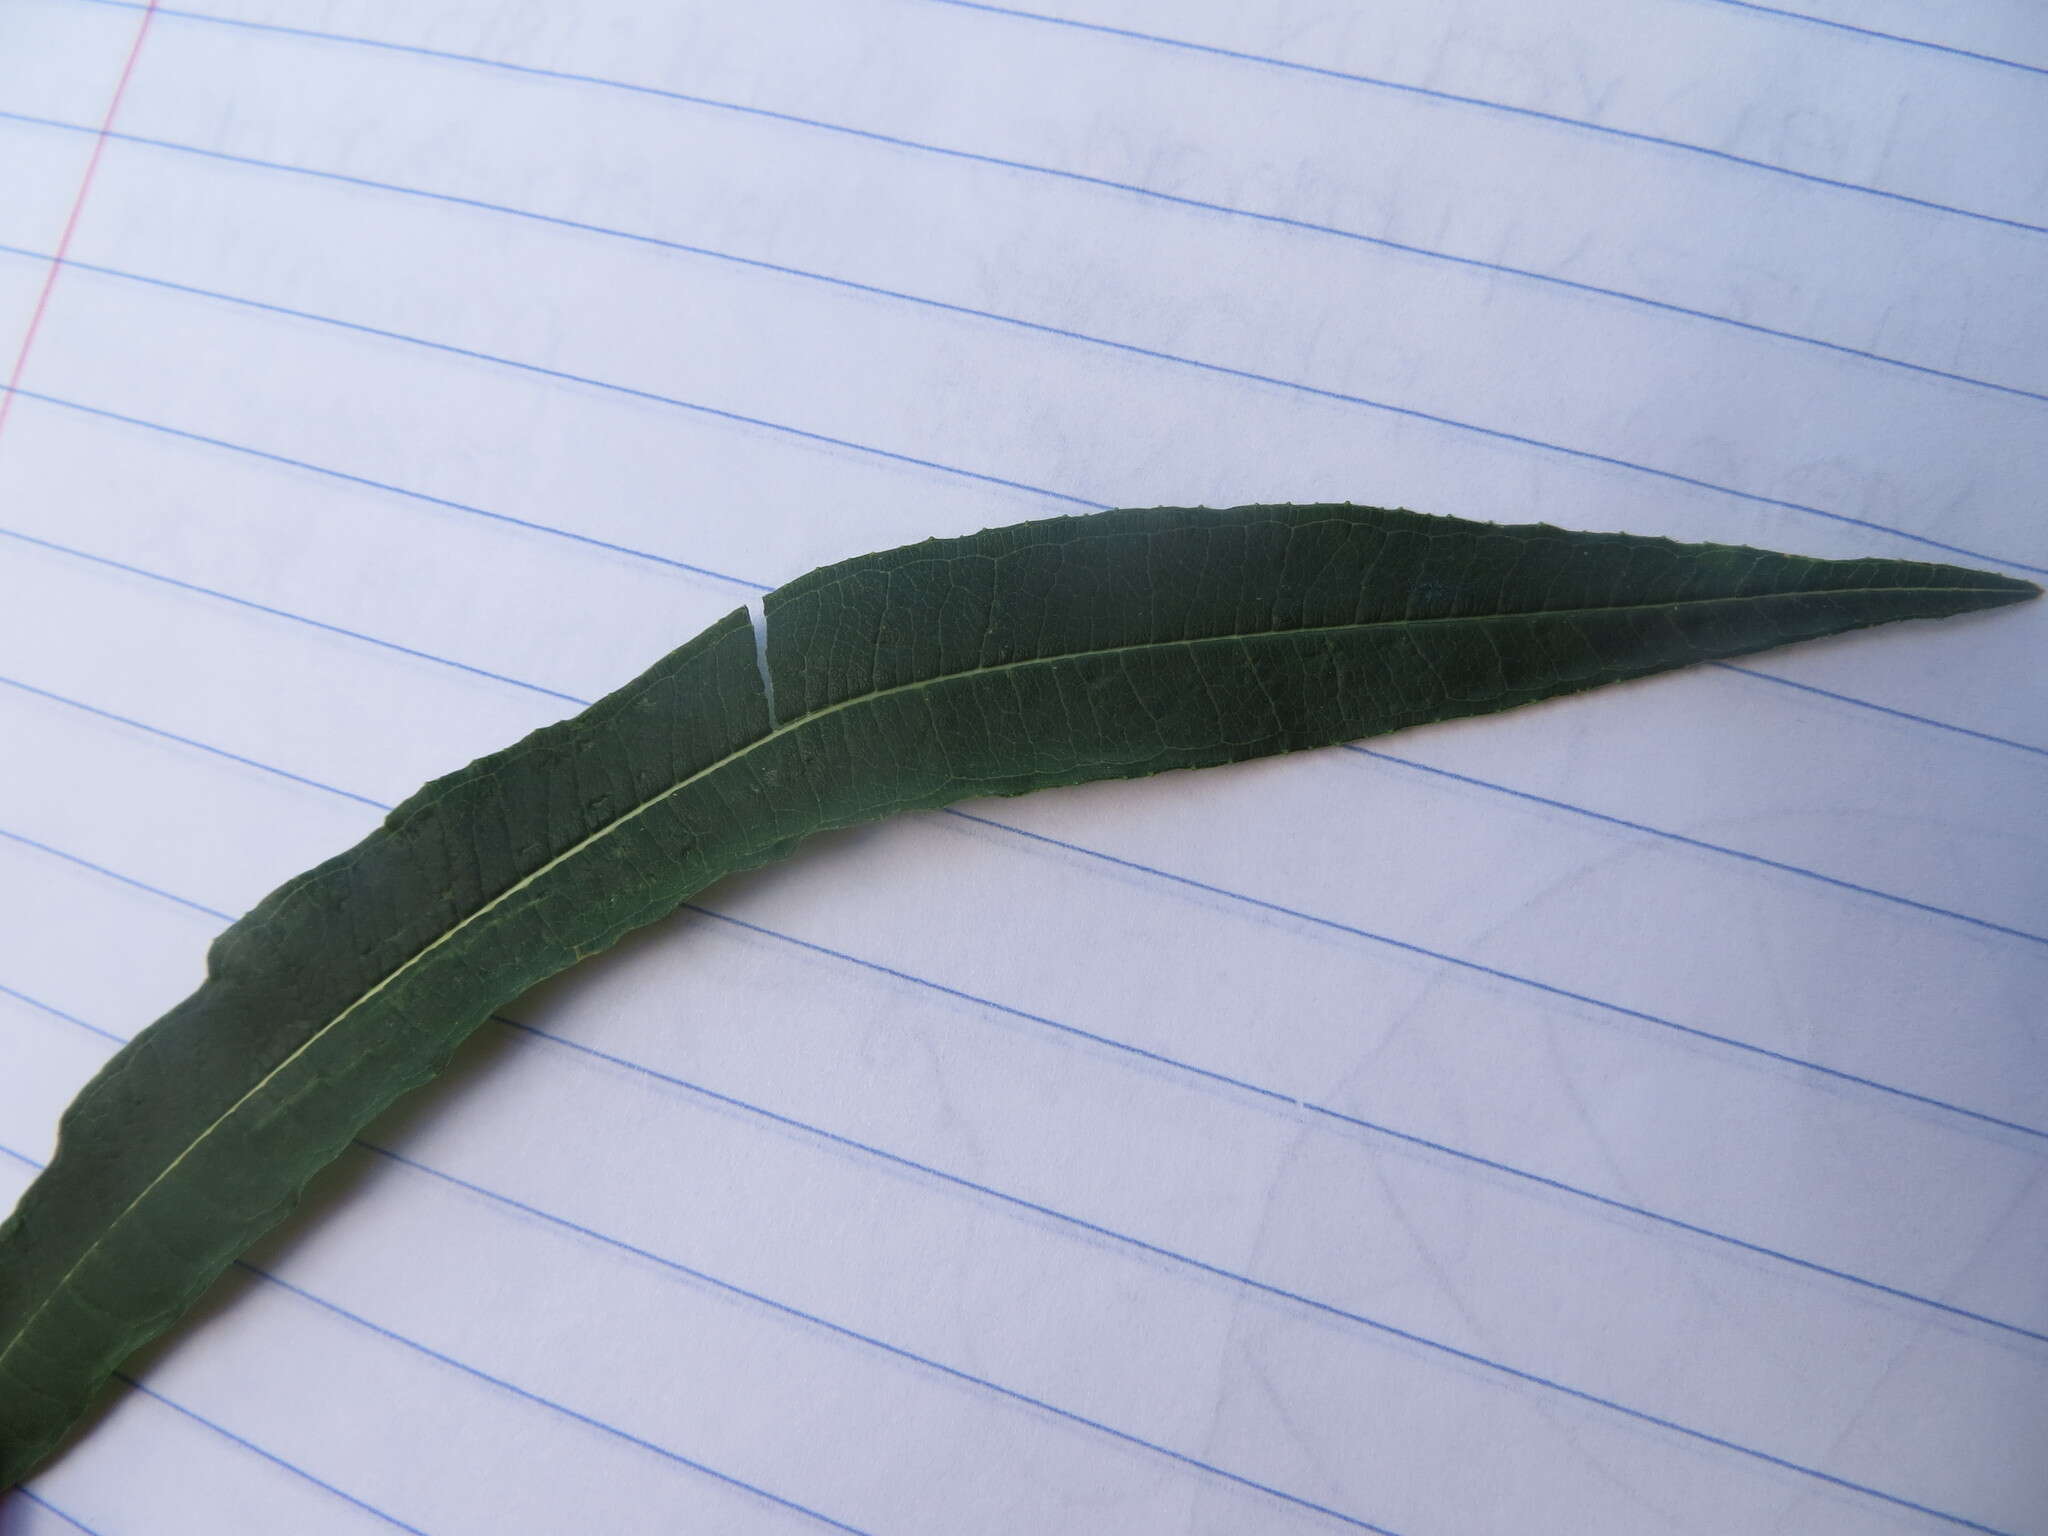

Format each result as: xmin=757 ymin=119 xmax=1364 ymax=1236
xmin=0 ymin=502 xmax=2034 ymax=1482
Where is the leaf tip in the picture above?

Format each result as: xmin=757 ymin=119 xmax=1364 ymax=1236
xmin=1966 ymin=571 xmax=2043 ymax=609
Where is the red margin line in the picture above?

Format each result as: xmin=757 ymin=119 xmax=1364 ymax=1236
xmin=0 ymin=0 xmax=162 ymax=448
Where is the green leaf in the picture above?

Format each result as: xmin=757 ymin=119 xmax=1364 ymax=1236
xmin=0 ymin=502 xmax=2034 ymax=1482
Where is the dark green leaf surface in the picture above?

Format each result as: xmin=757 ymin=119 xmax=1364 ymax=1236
xmin=0 ymin=503 xmax=2034 ymax=1483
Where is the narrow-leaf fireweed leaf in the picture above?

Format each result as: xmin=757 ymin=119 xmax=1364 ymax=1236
xmin=0 ymin=503 xmax=2035 ymax=1483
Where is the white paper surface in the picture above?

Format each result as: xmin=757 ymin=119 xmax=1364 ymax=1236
xmin=1 ymin=1 xmax=2043 ymax=1532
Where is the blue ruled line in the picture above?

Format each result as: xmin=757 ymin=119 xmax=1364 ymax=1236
xmin=1712 ymin=663 xmax=2048 ymax=760
xmin=11 ymin=1487 xmax=102 ymax=1534
xmin=0 ymin=824 xmax=232 ymax=920
xmin=0 ymin=980 xmax=122 ymax=1044
xmin=918 ymin=0 xmax=2048 ymax=238
xmin=9 ymin=381 xmax=2043 ymax=762
xmin=0 ymin=671 xmax=388 ymax=809
xmin=2 ymin=243 xmax=2040 ymax=579
xmin=5 ymin=85 xmax=2043 ymax=410
xmin=1691 ymin=0 xmax=2048 ymax=77
xmin=112 ymin=1373 xmax=432 ymax=1534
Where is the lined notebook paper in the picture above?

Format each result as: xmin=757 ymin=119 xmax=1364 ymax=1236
xmin=2 ymin=0 xmax=2045 ymax=1531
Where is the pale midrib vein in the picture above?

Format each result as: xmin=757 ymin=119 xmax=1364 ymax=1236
xmin=0 ymin=581 xmax=2006 ymax=1378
